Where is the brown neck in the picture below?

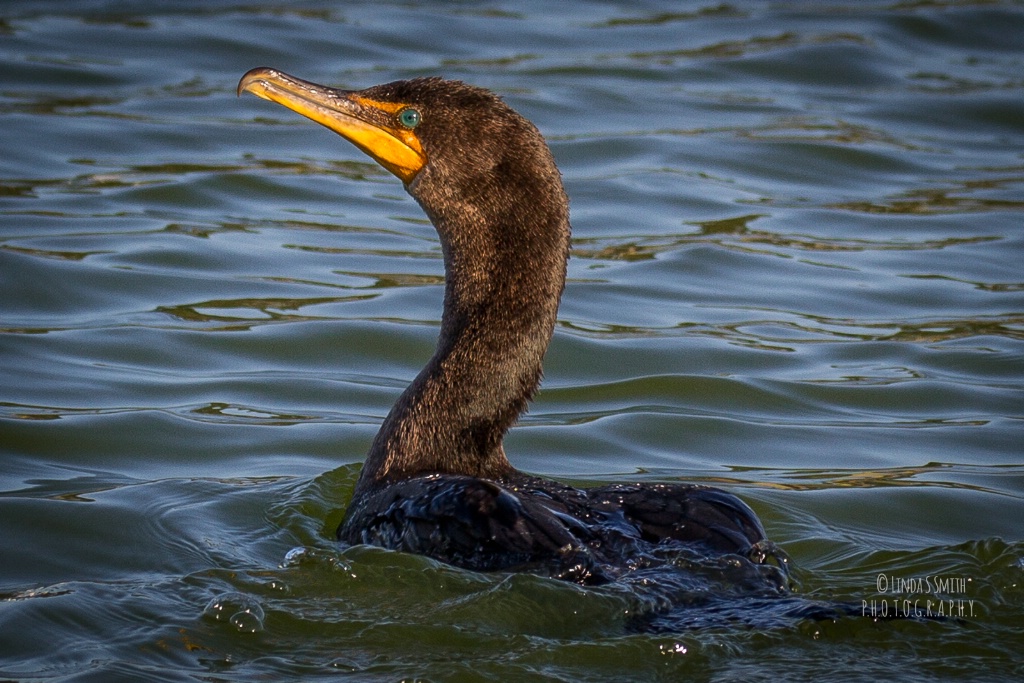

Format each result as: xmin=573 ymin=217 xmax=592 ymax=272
xmin=352 ymin=154 xmax=570 ymax=495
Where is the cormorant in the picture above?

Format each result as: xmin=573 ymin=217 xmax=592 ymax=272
xmin=238 ymin=68 xmax=782 ymax=586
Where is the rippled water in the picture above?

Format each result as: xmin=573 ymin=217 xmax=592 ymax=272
xmin=2 ymin=1 xmax=1023 ymax=680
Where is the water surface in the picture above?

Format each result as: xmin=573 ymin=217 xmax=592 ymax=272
xmin=1 ymin=1 xmax=1022 ymax=680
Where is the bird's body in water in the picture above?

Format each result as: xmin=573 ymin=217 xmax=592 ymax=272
xmin=237 ymin=69 xmax=790 ymax=598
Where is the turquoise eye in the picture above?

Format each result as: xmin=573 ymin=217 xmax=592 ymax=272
xmin=398 ymin=108 xmax=421 ymax=129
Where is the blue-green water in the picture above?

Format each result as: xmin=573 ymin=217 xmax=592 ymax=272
xmin=2 ymin=1 xmax=1023 ymax=680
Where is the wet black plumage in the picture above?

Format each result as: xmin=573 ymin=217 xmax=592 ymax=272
xmin=238 ymin=69 xmax=782 ymax=590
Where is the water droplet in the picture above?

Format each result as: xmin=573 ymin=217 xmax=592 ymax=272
xmin=203 ymin=592 xmax=265 ymax=633
xmin=280 ymin=546 xmax=357 ymax=578
xmin=282 ymin=546 xmax=307 ymax=566
xmin=230 ymin=606 xmax=265 ymax=633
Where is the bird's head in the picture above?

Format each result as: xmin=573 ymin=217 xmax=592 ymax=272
xmin=237 ymin=68 xmax=558 ymax=204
